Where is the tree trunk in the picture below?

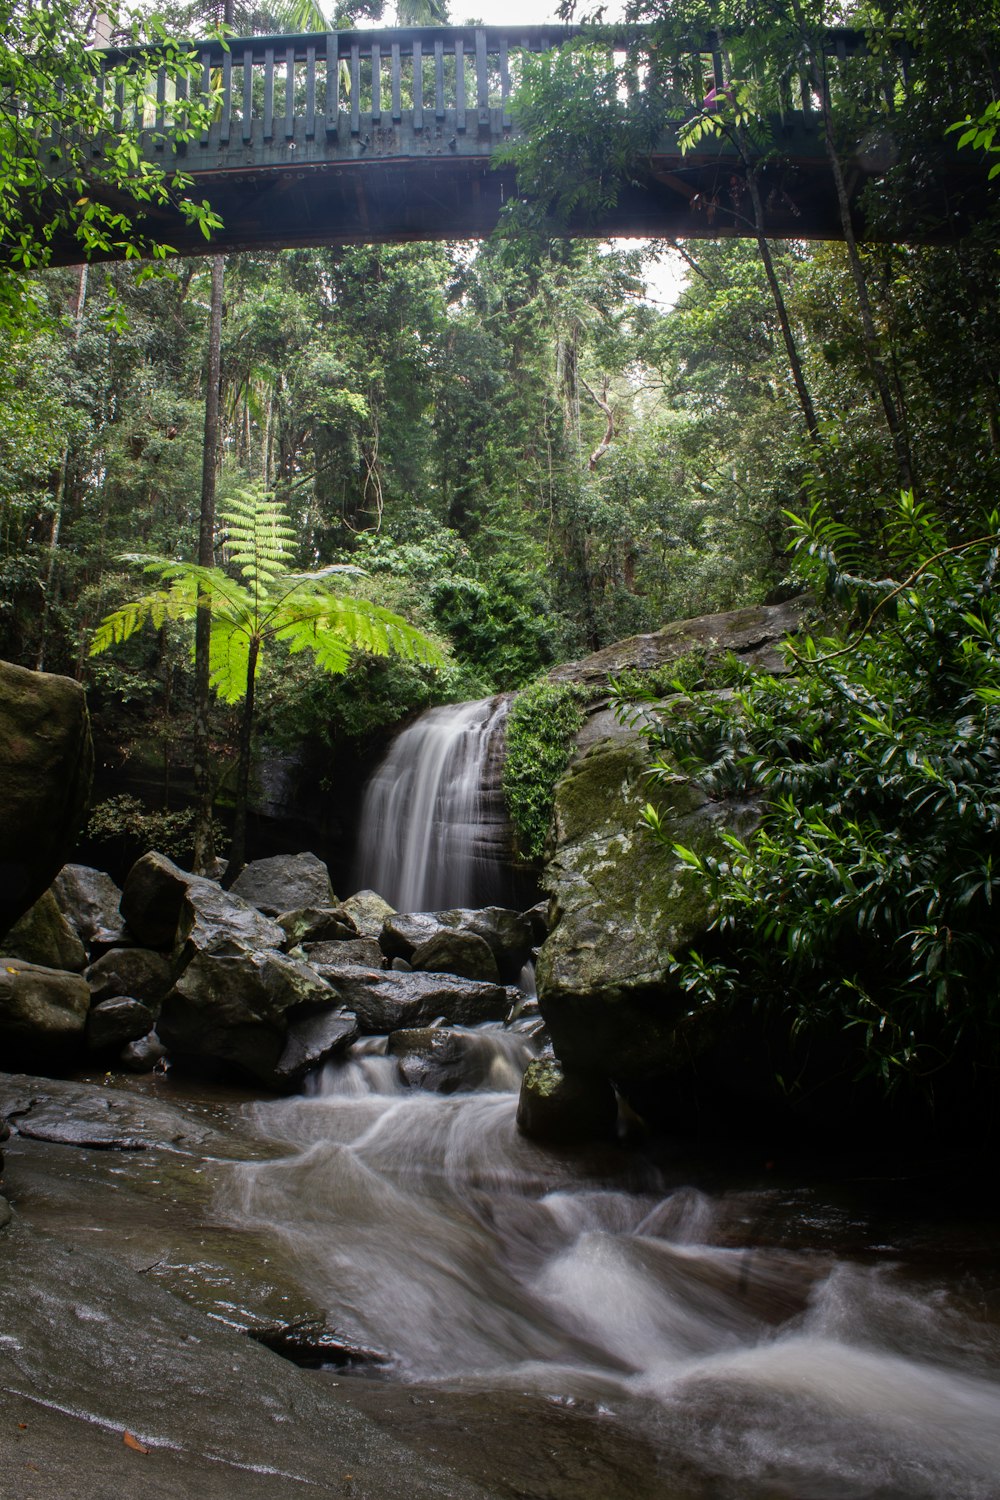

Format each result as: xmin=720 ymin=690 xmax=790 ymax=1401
xmin=224 ymin=634 xmax=259 ymax=886
xmin=192 ymin=252 xmax=225 ymax=873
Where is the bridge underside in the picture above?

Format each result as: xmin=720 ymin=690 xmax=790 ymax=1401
xmin=37 ymin=131 xmax=981 ymax=266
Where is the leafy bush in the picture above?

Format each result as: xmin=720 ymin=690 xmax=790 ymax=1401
xmin=502 ymin=679 xmax=588 ymax=861
xmin=634 ymin=494 xmax=1000 ymax=1092
xmin=86 ymin=794 xmax=224 ymax=868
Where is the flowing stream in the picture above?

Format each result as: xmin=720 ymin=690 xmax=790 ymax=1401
xmin=353 ymin=697 xmax=511 ymax=912
xmin=226 ymin=1028 xmax=1000 ymax=1500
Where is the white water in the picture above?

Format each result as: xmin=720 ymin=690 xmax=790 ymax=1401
xmin=354 ymin=697 xmax=510 ymax=911
xmin=227 ymin=1031 xmax=1000 ymax=1499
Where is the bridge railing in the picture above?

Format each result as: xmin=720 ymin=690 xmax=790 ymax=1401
xmin=83 ymin=24 xmax=904 ymax=162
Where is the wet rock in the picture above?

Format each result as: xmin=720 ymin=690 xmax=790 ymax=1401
xmin=158 ymin=947 xmax=337 ymax=1086
xmin=0 ymin=889 xmax=87 ymax=972
xmin=340 ymin=888 xmax=396 ymax=939
xmin=536 ymin=731 xmax=758 ymax=1084
xmin=86 ymin=995 xmax=157 ymax=1052
xmin=175 ymin=877 xmax=286 ymax=965
xmin=119 ymin=850 xmax=196 ymax=949
xmin=410 ymin=929 xmax=500 ymax=984
xmin=273 ymin=1006 xmax=360 ymax=1086
xmin=380 ymin=907 xmax=535 ymax=981
xmin=0 ymin=959 xmax=90 ymax=1054
xmin=119 ymin=1029 xmax=169 ymax=1072
xmin=0 ymin=659 xmax=93 ymax=939
xmin=51 ymin=863 xmax=126 ymax=948
xmin=516 ymin=1057 xmax=618 ymax=1145
xmin=85 ymin=946 xmax=172 ymax=1007
xmin=547 ymin=598 xmax=807 ymax=689
xmin=230 ymin=851 xmax=334 ymax=916
xmin=305 ymin=936 xmax=384 ymax=968
xmin=522 ymin=900 xmax=550 ymax=946
xmin=278 ymin=905 xmax=359 ymax=947
xmin=320 ymin=965 xmax=510 ymax=1035
xmin=0 ymin=1196 xmax=10 ymax=1229
xmin=387 ymin=1026 xmax=497 ymax=1093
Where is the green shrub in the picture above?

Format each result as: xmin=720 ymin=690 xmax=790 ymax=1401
xmin=634 ymin=494 xmax=1000 ymax=1093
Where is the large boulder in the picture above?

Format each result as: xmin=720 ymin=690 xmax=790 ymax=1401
xmin=0 ymin=959 xmax=90 ymax=1056
xmin=535 ymin=729 xmax=759 ymax=1086
xmin=278 ymin=906 xmax=359 ymax=947
xmin=339 ymin=889 xmax=395 ymax=940
xmin=230 ymin=852 xmax=334 ymax=916
xmin=387 ymin=1025 xmax=510 ymax=1093
xmin=119 ymin=851 xmax=195 ymax=949
xmin=158 ymin=947 xmax=338 ymax=1086
xmin=272 ymin=1006 xmax=360 ymax=1086
xmin=51 ymin=864 xmax=125 ymax=948
xmin=86 ymin=996 xmax=157 ymax=1053
xmin=317 ymin=964 xmax=511 ymax=1035
xmin=547 ymin=598 xmax=807 ymax=689
xmin=0 ymin=660 xmax=94 ymax=938
xmin=515 ymin=1057 xmax=619 ymax=1145
xmin=380 ymin=907 xmax=534 ymax=981
xmin=409 ymin=929 xmax=500 ymax=984
xmin=84 ymin=946 xmax=173 ymax=1009
xmin=174 ymin=878 xmax=286 ymax=964
xmin=0 ymin=889 xmax=87 ymax=972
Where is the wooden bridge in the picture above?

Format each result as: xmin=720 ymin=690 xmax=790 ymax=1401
xmin=35 ymin=24 xmax=983 ymax=263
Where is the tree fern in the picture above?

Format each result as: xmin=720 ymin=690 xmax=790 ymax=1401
xmin=91 ymin=486 xmax=446 ymax=873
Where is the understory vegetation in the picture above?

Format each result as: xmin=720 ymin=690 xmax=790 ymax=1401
xmin=2 ymin=0 xmax=1000 ymax=1088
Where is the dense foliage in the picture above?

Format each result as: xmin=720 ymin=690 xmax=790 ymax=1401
xmin=636 ymin=495 xmax=1000 ymax=1090
xmin=502 ymin=679 xmax=588 ymax=860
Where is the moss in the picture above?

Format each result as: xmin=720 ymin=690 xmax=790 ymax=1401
xmin=502 ymin=678 xmax=588 ymax=861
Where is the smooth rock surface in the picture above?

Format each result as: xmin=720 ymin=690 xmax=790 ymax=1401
xmin=51 ymin=863 xmax=126 ymax=947
xmin=0 ymin=888 xmax=87 ymax=971
xmin=380 ymin=907 xmax=534 ymax=981
xmin=0 ymin=659 xmax=94 ymax=938
xmin=410 ymin=929 xmax=501 ymax=984
xmin=230 ymin=851 xmax=334 ymax=916
xmin=320 ymin=965 xmax=511 ymax=1035
xmin=85 ymin=946 xmax=173 ymax=1007
xmin=278 ymin=905 xmax=359 ymax=947
xmin=303 ymin=936 xmax=384 ymax=968
xmin=339 ymin=888 xmax=396 ymax=939
xmin=119 ymin=852 xmax=195 ymax=950
xmin=273 ymin=1007 xmax=360 ymax=1085
xmin=159 ymin=947 xmax=336 ymax=1085
xmin=516 ymin=1057 xmax=619 ymax=1144
xmin=548 ymin=598 xmax=807 ymax=688
xmin=0 ymin=959 xmax=90 ymax=1052
xmin=86 ymin=996 xmax=157 ymax=1053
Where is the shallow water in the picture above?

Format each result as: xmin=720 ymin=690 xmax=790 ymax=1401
xmin=221 ymin=1029 xmax=1000 ymax=1500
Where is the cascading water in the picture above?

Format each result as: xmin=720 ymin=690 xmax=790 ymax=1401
xmin=225 ymin=1033 xmax=1000 ymax=1500
xmin=354 ymin=696 xmax=512 ymax=911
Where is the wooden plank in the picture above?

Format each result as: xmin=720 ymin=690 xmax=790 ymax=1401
xmin=285 ymin=46 xmax=295 ymax=138
xmin=413 ymin=39 xmax=423 ymax=130
xmin=372 ymin=41 xmax=381 ymax=122
xmin=263 ymin=46 xmax=275 ymax=140
xmin=113 ymin=78 xmax=124 ymax=133
xmin=242 ymin=46 xmax=253 ymax=143
xmin=434 ymin=37 xmax=444 ymax=119
xmin=456 ymin=36 xmax=466 ymax=131
xmin=306 ymin=42 xmax=316 ymax=138
xmin=475 ymin=27 xmax=488 ymax=131
xmin=220 ymin=49 xmax=231 ymax=145
xmin=500 ymin=36 xmax=511 ymax=128
xmin=391 ymin=41 xmax=401 ymax=122
xmin=324 ymin=33 xmax=337 ymax=137
xmin=200 ymin=50 xmax=212 ymax=144
xmin=351 ymin=41 xmax=360 ymax=135
xmin=155 ymin=64 xmax=167 ymax=147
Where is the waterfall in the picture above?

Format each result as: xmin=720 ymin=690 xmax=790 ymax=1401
xmin=354 ymin=696 xmax=511 ymax=912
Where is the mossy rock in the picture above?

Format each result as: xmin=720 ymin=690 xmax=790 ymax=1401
xmin=535 ymin=730 xmax=757 ymax=1084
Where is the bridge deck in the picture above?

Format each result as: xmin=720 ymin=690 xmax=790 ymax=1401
xmin=33 ymin=25 xmax=984 ymax=263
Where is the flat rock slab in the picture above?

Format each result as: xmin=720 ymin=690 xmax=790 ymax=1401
xmin=0 ymin=1075 xmax=224 ymax=1155
xmin=0 ymin=1223 xmax=496 ymax=1500
xmin=320 ymin=966 xmax=511 ymax=1034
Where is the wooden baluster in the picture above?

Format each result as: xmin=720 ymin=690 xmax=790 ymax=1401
xmin=434 ymin=37 xmax=444 ymax=120
xmin=372 ymin=41 xmax=381 ymax=122
xmin=475 ymin=27 xmax=489 ymax=133
xmin=391 ymin=41 xmax=401 ymax=122
xmin=220 ymin=49 xmax=231 ymax=145
xmin=264 ymin=46 xmax=275 ymax=141
xmin=200 ymin=50 xmax=212 ymax=145
xmin=351 ymin=40 xmax=360 ymax=135
xmin=242 ymin=46 xmax=253 ymax=143
xmin=413 ymin=39 xmax=423 ymax=130
xmin=285 ymin=46 xmax=295 ymax=138
xmin=500 ymin=35 xmax=511 ymax=129
xmin=456 ymin=35 xmax=466 ymax=131
xmin=155 ymin=63 xmax=167 ymax=148
xmin=324 ymin=33 xmax=337 ymax=138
